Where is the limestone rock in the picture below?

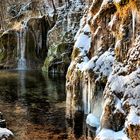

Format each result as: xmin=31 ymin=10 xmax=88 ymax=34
xmin=66 ymin=0 xmax=140 ymax=139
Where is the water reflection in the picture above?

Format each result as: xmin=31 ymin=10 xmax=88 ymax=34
xmin=17 ymin=71 xmax=26 ymax=102
xmin=0 ymin=70 xmax=95 ymax=140
xmin=66 ymin=111 xmax=95 ymax=140
xmin=0 ymin=70 xmax=66 ymax=140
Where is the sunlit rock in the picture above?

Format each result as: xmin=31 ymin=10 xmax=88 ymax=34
xmin=66 ymin=0 xmax=140 ymax=139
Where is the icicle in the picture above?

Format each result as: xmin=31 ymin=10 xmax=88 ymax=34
xmin=87 ymin=77 xmax=91 ymax=113
xmin=132 ymin=10 xmax=137 ymax=38
xmin=83 ymin=80 xmax=88 ymax=114
xmin=66 ymin=89 xmax=72 ymax=118
xmin=82 ymin=73 xmax=93 ymax=114
xmin=92 ymin=89 xmax=104 ymax=119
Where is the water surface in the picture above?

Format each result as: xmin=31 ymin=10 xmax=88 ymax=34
xmin=0 ymin=70 xmax=94 ymax=140
xmin=0 ymin=70 xmax=67 ymax=140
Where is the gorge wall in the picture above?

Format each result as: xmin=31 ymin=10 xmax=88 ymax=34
xmin=0 ymin=0 xmax=90 ymax=70
xmin=66 ymin=0 xmax=140 ymax=139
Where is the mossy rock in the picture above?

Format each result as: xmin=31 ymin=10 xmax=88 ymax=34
xmin=26 ymin=30 xmax=37 ymax=60
xmin=42 ymin=55 xmax=54 ymax=72
xmin=26 ymin=16 xmax=50 ymax=68
xmin=0 ymin=30 xmax=17 ymax=67
xmin=42 ymin=42 xmax=72 ymax=73
xmin=114 ymin=0 xmax=129 ymax=6
xmin=71 ymin=47 xmax=80 ymax=60
xmin=1 ymin=31 xmax=17 ymax=50
xmin=48 ymin=43 xmax=68 ymax=57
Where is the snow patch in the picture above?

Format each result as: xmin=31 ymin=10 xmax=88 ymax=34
xmin=125 ymin=106 xmax=140 ymax=127
xmin=114 ymin=0 xmax=121 ymax=3
xmin=96 ymin=129 xmax=130 ymax=140
xmin=0 ymin=128 xmax=13 ymax=138
xmin=75 ymin=32 xmax=91 ymax=53
xmin=86 ymin=113 xmax=100 ymax=128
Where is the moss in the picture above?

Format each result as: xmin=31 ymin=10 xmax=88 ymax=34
xmin=42 ymin=56 xmax=54 ymax=72
xmin=57 ymin=43 xmax=66 ymax=54
xmin=115 ymin=0 xmax=129 ymax=7
xmin=0 ymin=52 xmax=5 ymax=63
xmin=71 ymin=47 xmax=80 ymax=60
xmin=43 ymin=41 xmax=72 ymax=73
xmin=62 ymin=54 xmax=70 ymax=64
xmin=48 ymin=43 xmax=67 ymax=57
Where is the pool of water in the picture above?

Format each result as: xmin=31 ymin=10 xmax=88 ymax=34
xmin=0 ymin=70 xmax=68 ymax=140
xmin=0 ymin=70 xmax=94 ymax=140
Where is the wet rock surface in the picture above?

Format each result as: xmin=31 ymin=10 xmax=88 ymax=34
xmin=42 ymin=1 xmax=86 ymax=73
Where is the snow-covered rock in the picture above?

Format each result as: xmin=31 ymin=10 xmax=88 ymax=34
xmin=66 ymin=0 xmax=140 ymax=139
xmin=95 ymin=129 xmax=129 ymax=140
xmin=86 ymin=113 xmax=100 ymax=128
xmin=0 ymin=128 xmax=13 ymax=139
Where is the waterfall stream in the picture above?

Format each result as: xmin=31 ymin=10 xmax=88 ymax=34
xmin=17 ymin=24 xmax=27 ymax=70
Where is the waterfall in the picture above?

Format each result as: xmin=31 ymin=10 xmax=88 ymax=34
xmin=17 ymin=24 xmax=27 ymax=70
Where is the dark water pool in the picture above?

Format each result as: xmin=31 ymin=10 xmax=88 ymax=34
xmin=0 ymin=70 xmax=93 ymax=140
xmin=0 ymin=70 xmax=68 ymax=140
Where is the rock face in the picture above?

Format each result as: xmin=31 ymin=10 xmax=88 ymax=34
xmin=24 ymin=16 xmax=52 ymax=69
xmin=0 ymin=0 xmax=54 ymax=69
xmin=0 ymin=16 xmax=51 ymax=69
xmin=0 ymin=0 xmax=90 ymax=71
xmin=0 ymin=30 xmax=17 ymax=69
xmin=42 ymin=1 xmax=85 ymax=73
xmin=66 ymin=0 xmax=140 ymax=139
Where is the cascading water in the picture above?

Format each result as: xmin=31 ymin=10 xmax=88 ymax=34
xmin=17 ymin=23 xmax=27 ymax=70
